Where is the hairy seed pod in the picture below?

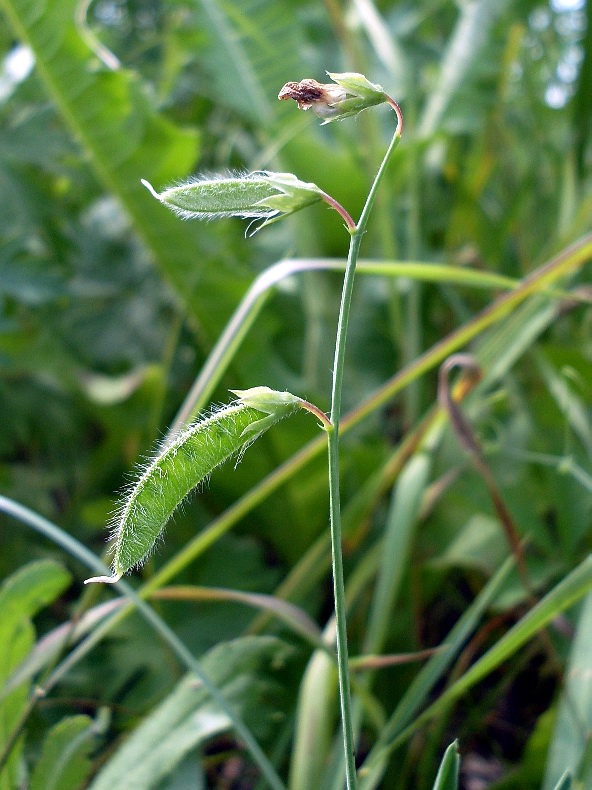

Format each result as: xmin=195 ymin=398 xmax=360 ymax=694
xmin=141 ymin=172 xmax=323 ymax=231
xmin=85 ymin=390 xmax=303 ymax=584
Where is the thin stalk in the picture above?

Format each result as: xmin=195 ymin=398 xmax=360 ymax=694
xmin=328 ymin=100 xmax=403 ymax=789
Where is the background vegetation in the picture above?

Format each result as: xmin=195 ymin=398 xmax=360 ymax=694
xmin=0 ymin=0 xmax=591 ymax=788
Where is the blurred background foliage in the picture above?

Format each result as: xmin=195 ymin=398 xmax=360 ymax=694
xmin=0 ymin=0 xmax=591 ymax=787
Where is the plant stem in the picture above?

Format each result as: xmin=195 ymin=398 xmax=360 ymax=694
xmin=328 ymin=101 xmax=403 ymax=789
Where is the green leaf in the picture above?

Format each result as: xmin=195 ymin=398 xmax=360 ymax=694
xmin=550 ymin=772 xmax=572 ymax=790
xmin=431 ymin=741 xmax=460 ymax=790
xmin=289 ymin=651 xmax=337 ymax=790
xmin=0 ymin=620 xmax=34 ymax=790
xmin=361 ymin=555 xmax=592 ymax=790
xmin=364 ymin=452 xmax=432 ymax=655
xmin=0 ymin=0 xmax=245 ymax=338
xmin=0 ymin=559 xmax=71 ymax=629
xmin=358 ymin=555 xmax=516 ymax=789
xmin=431 ymin=514 xmax=508 ymax=576
xmin=88 ymin=636 xmax=291 ymax=790
xmin=543 ymin=593 xmax=592 ymax=790
xmin=0 ymin=561 xmax=71 ymax=790
xmin=418 ymin=0 xmax=510 ymax=137
xmin=30 ymin=715 xmax=97 ymax=790
xmin=190 ymin=0 xmax=306 ymax=124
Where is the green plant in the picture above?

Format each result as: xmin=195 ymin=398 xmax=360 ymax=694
xmin=85 ymin=70 xmax=403 ymax=789
xmin=1 ymin=0 xmax=592 ymax=788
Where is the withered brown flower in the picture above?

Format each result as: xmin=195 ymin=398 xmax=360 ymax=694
xmin=278 ymin=78 xmax=347 ymax=118
xmin=278 ymin=72 xmax=390 ymax=124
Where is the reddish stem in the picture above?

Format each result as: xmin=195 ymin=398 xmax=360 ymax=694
xmin=385 ymin=95 xmax=404 ymax=137
xmin=318 ymin=189 xmax=357 ymax=232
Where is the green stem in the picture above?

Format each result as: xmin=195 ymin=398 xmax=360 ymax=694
xmin=327 ymin=236 xmax=362 ymax=790
xmin=328 ymin=102 xmax=403 ymax=789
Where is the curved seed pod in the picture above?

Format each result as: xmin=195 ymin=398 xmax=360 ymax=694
xmin=85 ymin=389 xmax=303 ymax=584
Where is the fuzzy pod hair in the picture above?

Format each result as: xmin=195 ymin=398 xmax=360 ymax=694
xmin=85 ymin=391 xmax=302 ymax=584
xmin=141 ymin=172 xmax=323 ymax=231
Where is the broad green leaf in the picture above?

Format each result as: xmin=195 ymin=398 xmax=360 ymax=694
xmin=543 ymin=593 xmax=592 ymax=790
xmin=0 ymin=561 xmax=71 ymax=790
xmin=431 ymin=741 xmax=460 ymax=790
xmin=431 ymin=514 xmax=507 ymax=576
xmin=88 ymin=636 xmax=291 ymax=790
xmin=0 ymin=0 xmax=247 ymax=338
xmin=30 ymin=715 xmax=97 ymax=790
xmin=0 ymin=620 xmax=34 ymax=790
xmin=0 ymin=559 xmax=71 ymax=629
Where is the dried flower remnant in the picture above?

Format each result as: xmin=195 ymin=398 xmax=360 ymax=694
xmin=278 ymin=79 xmax=347 ymax=118
xmin=279 ymin=72 xmax=387 ymax=123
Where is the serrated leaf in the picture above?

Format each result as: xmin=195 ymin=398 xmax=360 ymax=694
xmin=30 ymin=715 xmax=97 ymax=790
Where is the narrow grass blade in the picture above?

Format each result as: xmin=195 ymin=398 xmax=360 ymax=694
xmin=543 ymin=592 xmax=592 ymax=790
xmin=88 ymin=637 xmax=289 ymax=790
xmin=550 ymin=771 xmax=572 ymax=790
xmin=431 ymin=741 xmax=460 ymax=790
xmin=361 ymin=556 xmax=592 ymax=788
xmin=364 ymin=451 xmax=432 ymax=656
xmin=358 ymin=555 xmax=516 ymax=789
xmin=289 ymin=650 xmax=337 ymax=790
xmin=152 ymin=586 xmax=323 ymax=649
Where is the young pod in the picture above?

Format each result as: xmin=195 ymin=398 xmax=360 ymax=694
xmin=141 ymin=172 xmax=323 ymax=231
xmin=85 ymin=388 xmax=304 ymax=583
